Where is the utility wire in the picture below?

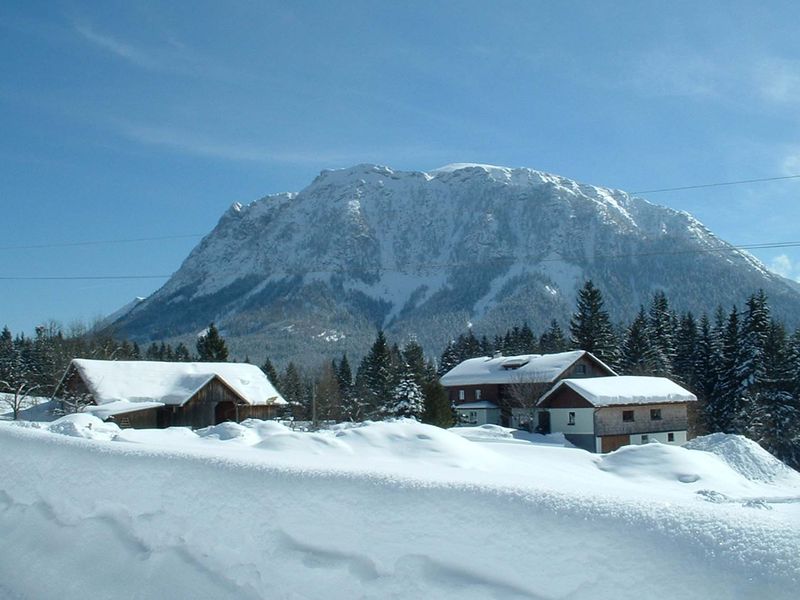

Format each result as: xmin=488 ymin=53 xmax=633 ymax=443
xmin=631 ymin=174 xmax=800 ymax=195
xmin=0 ymin=233 xmax=204 ymax=251
xmin=2 ymin=172 xmax=800 ymax=251
xmin=3 ymin=240 xmax=799 ymax=281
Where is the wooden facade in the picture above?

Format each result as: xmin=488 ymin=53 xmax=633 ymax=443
xmin=55 ymin=364 xmax=280 ymax=430
xmin=593 ymin=403 xmax=688 ymax=437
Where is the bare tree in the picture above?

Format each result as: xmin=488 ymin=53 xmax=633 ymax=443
xmin=504 ymin=370 xmax=551 ymax=431
xmin=55 ymin=389 xmax=93 ymax=415
xmin=0 ymin=380 xmax=41 ymax=420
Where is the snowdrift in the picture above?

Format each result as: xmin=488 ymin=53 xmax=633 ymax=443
xmin=685 ymin=432 xmax=796 ymax=482
xmin=1 ymin=419 xmax=799 ymax=599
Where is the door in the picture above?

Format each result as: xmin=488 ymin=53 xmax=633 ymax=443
xmin=536 ymin=411 xmax=551 ymax=434
xmin=214 ymin=401 xmax=236 ymax=424
xmin=601 ymin=434 xmax=630 ymax=453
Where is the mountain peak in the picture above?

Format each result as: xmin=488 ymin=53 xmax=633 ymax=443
xmin=112 ymin=163 xmax=800 ymax=365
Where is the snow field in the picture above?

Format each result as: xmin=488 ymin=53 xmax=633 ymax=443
xmin=1 ymin=418 xmax=799 ymax=599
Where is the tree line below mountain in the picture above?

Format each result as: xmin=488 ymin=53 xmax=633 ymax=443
xmin=2 ymin=281 xmax=799 ymax=468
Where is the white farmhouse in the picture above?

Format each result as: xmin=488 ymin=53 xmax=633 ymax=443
xmin=536 ymin=376 xmax=697 ymax=452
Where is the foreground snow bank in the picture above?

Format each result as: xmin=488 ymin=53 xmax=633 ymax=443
xmin=1 ymin=421 xmax=799 ymax=599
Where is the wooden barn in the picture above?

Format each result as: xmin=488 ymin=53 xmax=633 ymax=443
xmin=439 ymin=350 xmax=615 ymax=428
xmin=54 ymin=359 xmax=286 ymax=429
xmin=536 ymin=375 xmax=697 ymax=452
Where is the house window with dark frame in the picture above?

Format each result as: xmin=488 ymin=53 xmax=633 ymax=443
xmin=650 ymin=408 xmax=662 ymax=420
xmin=574 ymin=364 xmax=586 ymax=376
xmin=475 ymin=389 xmax=482 ymax=401
xmin=622 ymin=410 xmax=635 ymax=422
xmin=641 ymin=434 xmax=649 ymax=443
xmin=458 ymin=390 xmax=465 ymax=401
xmin=668 ymin=433 xmax=675 ymax=442
xmin=568 ymin=412 xmax=576 ymax=426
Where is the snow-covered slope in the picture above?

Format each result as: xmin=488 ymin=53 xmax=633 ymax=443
xmin=112 ymin=163 xmax=800 ymax=363
xmin=1 ymin=418 xmax=798 ymax=599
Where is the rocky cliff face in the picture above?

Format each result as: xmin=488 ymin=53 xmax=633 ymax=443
xmin=112 ymin=163 xmax=800 ymax=364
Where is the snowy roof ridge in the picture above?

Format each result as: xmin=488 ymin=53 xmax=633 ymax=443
xmin=439 ymin=350 xmax=614 ymax=386
xmin=538 ymin=375 xmax=697 ymax=407
xmin=69 ymin=359 xmax=286 ymax=407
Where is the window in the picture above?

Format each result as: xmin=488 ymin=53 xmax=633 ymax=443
xmin=475 ymin=389 xmax=482 ymax=400
xmin=458 ymin=389 xmax=465 ymax=401
xmin=650 ymin=408 xmax=662 ymax=420
xmin=622 ymin=410 xmax=634 ymax=422
xmin=641 ymin=434 xmax=649 ymax=443
xmin=568 ymin=412 xmax=576 ymax=426
xmin=668 ymin=433 xmax=675 ymax=442
xmin=574 ymin=364 xmax=586 ymax=375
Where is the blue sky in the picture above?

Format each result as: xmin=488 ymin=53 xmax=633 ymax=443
xmin=2 ymin=0 xmax=800 ymax=335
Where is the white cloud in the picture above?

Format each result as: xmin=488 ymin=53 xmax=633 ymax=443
xmin=72 ymin=20 xmax=243 ymax=83
xmin=769 ymin=254 xmax=800 ymax=281
xmin=111 ymin=120 xmax=445 ymax=167
xmin=628 ymin=49 xmax=722 ymax=98
xmin=754 ymin=58 xmax=800 ymax=105
xmin=74 ymin=22 xmax=158 ymax=69
xmin=780 ymin=151 xmax=800 ymax=176
xmin=114 ymin=121 xmax=339 ymax=164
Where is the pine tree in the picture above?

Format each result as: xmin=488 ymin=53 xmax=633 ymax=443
xmin=539 ymin=319 xmax=567 ymax=353
xmin=315 ymin=362 xmax=342 ymax=423
xmin=402 ymin=339 xmax=428 ymax=386
xmin=336 ymin=354 xmax=353 ymax=397
xmin=385 ymin=363 xmax=425 ymax=419
xmin=461 ymin=329 xmax=482 ymax=359
xmin=196 ymin=323 xmax=229 ymax=362
xmin=479 ymin=335 xmax=493 ymax=356
xmin=646 ymin=291 xmax=675 ymax=377
xmin=518 ymin=322 xmax=537 ymax=354
xmin=716 ymin=306 xmax=742 ymax=432
xmin=173 ymin=343 xmax=191 ymax=362
xmin=692 ymin=314 xmax=718 ymax=434
xmin=339 ymin=354 xmax=367 ymax=421
xmin=422 ymin=379 xmax=454 ymax=428
xmin=145 ymin=342 xmax=161 ymax=361
xmin=735 ymin=291 xmax=770 ymax=401
xmin=261 ymin=357 xmax=279 ymax=385
xmin=620 ymin=307 xmax=652 ymax=375
xmin=790 ymin=329 xmax=800 ymax=398
xmin=280 ymin=362 xmax=307 ymax=420
xmin=0 ymin=326 xmax=13 ymax=386
xmin=438 ymin=340 xmax=460 ymax=376
xmin=357 ymin=330 xmax=393 ymax=417
xmin=569 ymin=280 xmax=618 ymax=367
xmin=674 ymin=312 xmax=698 ymax=387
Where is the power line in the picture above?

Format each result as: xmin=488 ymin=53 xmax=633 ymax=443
xmin=631 ymin=174 xmax=800 ymax=195
xmin=3 ymin=239 xmax=799 ymax=281
xmin=0 ymin=233 xmax=204 ymax=251
xmin=1 ymin=172 xmax=798 ymax=253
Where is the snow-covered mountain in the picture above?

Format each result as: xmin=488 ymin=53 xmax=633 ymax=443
xmin=112 ymin=163 xmax=800 ymax=363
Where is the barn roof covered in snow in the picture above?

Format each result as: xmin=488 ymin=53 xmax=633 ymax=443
xmin=537 ymin=376 xmax=697 ymax=408
xmin=66 ymin=359 xmax=286 ymax=407
xmin=439 ymin=351 xmax=614 ymax=386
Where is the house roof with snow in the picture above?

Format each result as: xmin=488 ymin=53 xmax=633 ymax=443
xmin=439 ymin=350 xmax=615 ymax=387
xmin=537 ymin=376 xmax=697 ymax=408
xmin=64 ymin=359 xmax=286 ymax=408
